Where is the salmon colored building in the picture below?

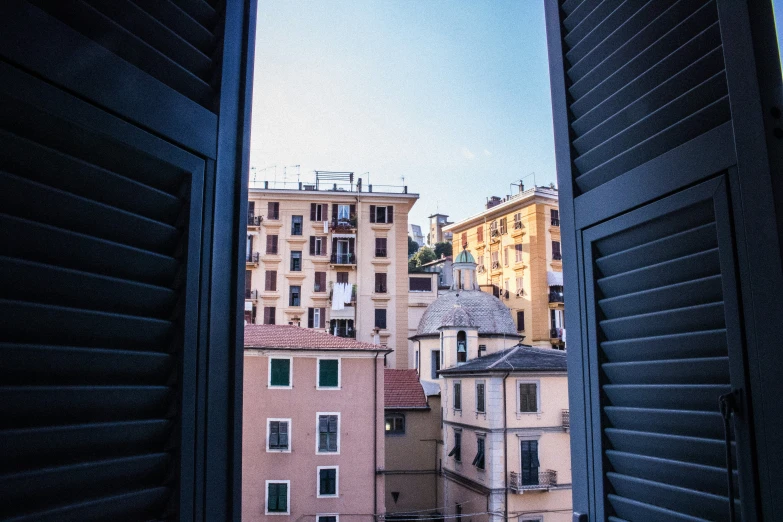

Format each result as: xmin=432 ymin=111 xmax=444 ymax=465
xmin=243 ymin=325 xmax=389 ymax=521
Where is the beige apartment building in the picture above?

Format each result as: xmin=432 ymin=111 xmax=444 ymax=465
xmin=243 ymin=324 xmax=389 ymax=521
xmin=246 ymin=177 xmax=418 ymax=368
xmin=443 ymin=186 xmax=564 ymax=349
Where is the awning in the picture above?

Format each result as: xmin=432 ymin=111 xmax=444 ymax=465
xmin=547 ymin=271 xmax=563 ymax=287
xmin=332 ymin=233 xmax=356 ymax=239
xmin=329 ymin=306 xmax=355 ymax=319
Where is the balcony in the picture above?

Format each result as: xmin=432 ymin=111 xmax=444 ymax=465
xmin=330 ymin=218 xmax=357 ymax=232
xmin=549 ymin=290 xmax=564 ymax=303
xmin=552 ymin=252 xmax=562 ymax=261
xmin=246 ymin=252 xmax=259 ymax=265
xmin=333 ymin=326 xmax=356 ymax=338
xmin=551 ymin=217 xmax=560 ymax=227
xmin=509 ymin=470 xmax=557 ymax=493
xmin=562 ymin=409 xmax=570 ymax=431
xmin=245 ymin=289 xmax=258 ymax=300
xmin=330 ymin=253 xmax=357 ymax=265
xmin=247 ymin=214 xmax=262 ymax=226
xmin=550 ymin=328 xmax=565 ymax=343
xmin=329 ymin=283 xmax=357 ymax=303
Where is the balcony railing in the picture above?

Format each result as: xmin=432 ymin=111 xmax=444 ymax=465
xmin=562 ymin=409 xmax=570 ymax=430
xmin=509 ymin=470 xmax=557 ymax=493
xmin=246 ymin=252 xmax=260 ymax=264
xmin=247 ymin=214 xmax=262 ymax=226
xmin=551 ymin=217 xmax=560 ymax=226
xmin=333 ymin=326 xmax=356 ymax=338
xmin=330 ymin=218 xmax=357 ymax=231
xmin=245 ymin=289 xmax=258 ymax=299
xmin=550 ymin=327 xmax=564 ymax=340
xmin=330 ymin=253 xmax=356 ymax=265
xmin=552 ymin=252 xmax=562 ymax=261
xmin=549 ymin=291 xmax=564 ymax=303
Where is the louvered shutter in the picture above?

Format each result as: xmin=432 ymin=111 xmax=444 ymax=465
xmin=387 ymin=205 xmax=394 ymax=223
xmin=309 ymin=236 xmax=316 ymax=255
xmin=0 ymin=2 xmax=255 ymax=520
xmin=546 ymin=1 xmax=783 ymax=520
xmin=310 ymin=203 xmax=317 ymax=221
xmin=307 ymin=308 xmax=314 ymax=328
xmin=349 ymin=204 xmax=356 ymax=221
xmin=369 ymin=205 xmax=376 ymax=223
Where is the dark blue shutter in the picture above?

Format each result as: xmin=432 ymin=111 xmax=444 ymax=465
xmin=546 ymin=1 xmax=783 ymax=520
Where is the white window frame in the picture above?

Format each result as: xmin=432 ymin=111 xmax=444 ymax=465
xmin=313 ymin=307 xmax=322 ymax=329
xmin=515 ymin=243 xmax=523 ymax=263
xmin=316 ymin=358 xmax=341 ymax=390
xmin=315 ymin=204 xmax=324 ymax=221
xmin=315 ymin=411 xmax=341 ymax=455
xmin=314 ymin=236 xmax=324 ymax=256
xmin=375 ymin=206 xmax=388 ymax=223
xmin=265 ymin=479 xmax=291 ymax=516
xmin=337 ymin=204 xmax=350 ymax=220
xmin=268 ymin=356 xmax=293 ymax=389
xmin=266 ymin=418 xmax=292 ymax=453
xmin=516 ymin=379 xmax=541 ymax=414
xmin=316 ymin=465 xmax=339 ymax=498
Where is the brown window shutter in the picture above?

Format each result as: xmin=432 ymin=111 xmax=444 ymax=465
xmin=308 ymin=308 xmax=314 ymax=328
xmin=332 ymin=203 xmax=338 ymax=222
xmin=369 ymin=205 xmax=376 ymax=223
xmin=320 ymin=308 xmax=326 ymax=327
xmin=350 ymin=204 xmax=356 ymax=219
xmin=309 ymin=236 xmax=315 ymax=255
xmin=517 ymin=311 xmax=524 ymax=331
xmin=387 ymin=206 xmax=393 ymax=223
xmin=245 ymin=270 xmax=252 ymax=293
xmin=310 ymin=203 xmax=316 ymax=221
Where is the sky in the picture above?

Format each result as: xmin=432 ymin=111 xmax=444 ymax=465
xmin=251 ymin=1 xmax=783 ymax=231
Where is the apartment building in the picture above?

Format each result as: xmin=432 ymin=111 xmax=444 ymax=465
xmin=245 ymin=178 xmax=419 ymax=368
xmin=443 ymin=186 xmax=564 ymax=349
xmin=428 ymin=213 xmax=453 ymax=245
xmin=439 ymin=346 xmax=571 ymax=522
xmin=243 ymin=325 xmax=389 ymax=521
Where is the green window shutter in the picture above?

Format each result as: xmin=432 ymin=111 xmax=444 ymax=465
xmin=279 ymin=422 xmax=288 ymax=448
xmin=277 ymin=484 xmax=287 ymax=512
xmin=270 ymin=359 xmax=290 ymax=386
xmin=269 ymin=422 xmax=279 ymax=447
xmin=319 ymin=468 xmax=336 ymax=495
xmin=319 ymin=360 xmax=339 ymax=387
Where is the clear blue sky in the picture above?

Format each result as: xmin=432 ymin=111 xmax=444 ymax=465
xmin=251 ymin=2 xmax=783 ymax=230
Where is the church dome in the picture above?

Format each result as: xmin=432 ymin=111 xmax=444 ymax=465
xmin=415 ymin=290 xmax=519 ymax=337
xmin=454 ymin=249 xmax=476 ymax=264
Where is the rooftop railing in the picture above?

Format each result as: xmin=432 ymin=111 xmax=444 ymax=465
xmin=249 ymin=179 xmax=410 ymax=194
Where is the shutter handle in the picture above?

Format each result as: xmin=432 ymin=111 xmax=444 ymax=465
xmin=719 ymin=389 xmax=741 ymax=522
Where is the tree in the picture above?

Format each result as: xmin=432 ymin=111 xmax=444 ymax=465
xmin=408 ymin=236 xmax=419 ymax=255
xmin=412 ymin=246 xmax=436 ymax=267
xmin=434 ymin=241 xmax=452 ymax=258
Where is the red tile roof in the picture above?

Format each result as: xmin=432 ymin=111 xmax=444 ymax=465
xmin=244 ymin=324 xmax=388 ymax=351
xmin=385 ymin=369 xmax=429 ymax=409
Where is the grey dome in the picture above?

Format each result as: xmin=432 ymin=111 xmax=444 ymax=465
xmin=416 ymin=290 xmax=519 ymax=336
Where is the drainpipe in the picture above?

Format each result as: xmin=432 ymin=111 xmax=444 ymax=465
xmin=374 ymin=351 xmax=379 ymax=521
xmin=503 ymin=371 xmax=510 ymax=522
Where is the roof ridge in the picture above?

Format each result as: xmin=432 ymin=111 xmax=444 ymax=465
xmin=487 ymin=344 xmax=522 ymax=369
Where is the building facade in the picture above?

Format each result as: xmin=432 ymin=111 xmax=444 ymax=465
xmin=443 ymin=187 xmax=564 ymax=349
xmin=428 ymin=213 xmax=453 ymax=245
xmin=243 ymin=325 xmax=388 ymax=521
xmin=246 ymin=181 xmax=419 ymax=368
xmin=409 ymin=223 xmax=425 ymax=248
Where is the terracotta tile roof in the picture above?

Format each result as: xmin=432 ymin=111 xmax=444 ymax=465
xmin=244 ymin=324 xmax=388 ymax=351
xmin=385 ymin=369 xmax=429 ymax=409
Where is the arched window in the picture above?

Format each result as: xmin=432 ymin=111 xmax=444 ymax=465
xmin=457 ymin=331 xmax=467 ymax=363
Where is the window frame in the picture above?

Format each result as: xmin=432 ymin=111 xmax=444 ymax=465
xmin=268 ymin=357 xmax=293 ymax=389
xmin=267 ymin=202 xmax=280 ymax=220
xmin=315 ymin=412 xmax=341 ymax=455
xmin=476 ymin=380 xmax=485 ymax=413
xmin=374 ymin=308 xmax=387 ymax=329
xmin=375 ymin=237 xmax=387 ymax=257
xmin=375 ymin=206 xmax=387 ymax=223
xmin=385 ymin=413 xmax=405 ymax=435
xmin=317 ymin=516 xmax=339 ymax=522
xmin=290 ymin=250 xmax=302 ymax=271
xmin=263 ymin=306 xmax=276 ymax=325
xmin=448 ymin=429 xmax=462 ymax=462
xmin=375 ymin=272 xmax=388 ymax=293
xmin=266 ymin=418 xmax=292 ymax=453
xmin=473 ymin=434 xmax=486 ymax=470
xmin=291 ymin=215 xmax=303 ymax=235
xmin=453 ymin=380 xmax=462 ymax=411
xmin=265 ymin=480 xmax=290 ymax=515
xmin=316 ymin=465 xmax=339 ymax=498
xmin=317 ymin=358 xmax=341 ymax=390
xmin=289 ymin=285 xmax=301 ymax=307
xmin=517 ymin=379 xmax=540 ymax=413
xmin=514 ymin=243 xmax=523 ymax=263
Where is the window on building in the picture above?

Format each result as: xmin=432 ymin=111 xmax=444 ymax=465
xmin=519 ymin=382 xmax=537 ymax=413
xmin=337 ymin=204 xmax=350 ymax=221
xmin=515 ymin=243 xmax=523 ymax=263
xmin=448 ymin=430 xmax=461 ymax=461
xmin=244 ymin=306 xmax=256 ymax=325
xmin=318 ymin=359 xmax=339 ymax=388
xmin=266 ymin=481 xmax=288 ymax=514
xmin=267 ymin=420 xmax=290 ymax=451
xmin=476 ymin=381 xmax=485 ymax=413
xmin=311 ymin=203 xmax=326 ymax=221
xmin=504 ymin=246 xmax=509 ymax=266
xmin=491 ymin=250 xmax=499 ymax=268
xmin=517 ymin=311 xmax=525 ymax=331
xmin=514 ymin=212 xmax=522 ymax=229
xmin=375 ymin=237 xmax=387 ymax=257
xmin=318 ymin=467 xmax=338 ymax=497
xmin=314 ymin=272 xmax=326 ymax=292
xmin=289 ymin=286 xmax=301 ymax=307
xmin=267 ymin=202 xmax=280 ymax=220
xmin=478 ymin=345 xmax=487 ymax=357
xmin=520 ymin=440 xmax=540 ymax=486
xmin=385 ymin=413 xmax=405 ymax=434
xmin=473 ymin=436 xmax=485 ymax=469
xmin=370 ymin=205 xmax=394 ymax=223
xmin=310 ymin=236 xmax=325 ymax=256
xmin=317 ymin=414 xmax=339 ymax=453
xmin=476 ymin=225 xmax=483 ymax=243
xmin=431 ymin=350 xmax=440 ymax=380
xmin=266 ymin=234 xmax=279 ymax=254
xmin=308 ymin=307 xmax=326 ymax=329
xmin=375 ymin=272 xmax=387 ymax=293
xmin=500 ymin=217 xmax=507 ymax=234
xmin=290 ymin=251 xmax=302 ymax=271
xmin=264 ymin=270 xmax=277 ymax=291
xmin=453 ymin=381 xmax=462 ymax=410
xmin=291 ymin=215 xmax=303 ymax=235
xmin=552 ymin=240 xmax=561 ymax=260
xmin=318 ymin=517 xmax=338 ymax=522
xmin=245 ymin=270 xmax=252 ymax=298
xmin=336 ymin=272 xmax=349 ymax=284
xmin=409 ymin=277 xmax=432 ymax=292
xmin=264 ymin=306 xmax=276 ymax=325
xmin=515 ymin=276 xmax=524 ymax=295
xmin=269 ymin=358 xmax=291 ymax=388
xmin=456 ymin=331 xmax=467 ymax=363
xmin=490 ymin=220 xmax=498 ymax=237
xmin=375 ymin=308 xmax=387 ymax=329
xmin=246 ymin=235 xmax=254 ymax=259
xmin=550 ymin=208 xmax=560 ymax=226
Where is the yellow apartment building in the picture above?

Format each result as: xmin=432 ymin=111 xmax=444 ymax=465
xmin=245 ymin=175 xmax=418 ymax=368
xmin=443 ymin=186 xmax=565 ymax=349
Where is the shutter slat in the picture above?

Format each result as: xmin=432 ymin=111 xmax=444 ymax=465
xmin=607 ymin=493 xmax=715 ymax=522
xmin=603 ymin=359 xmax=729 ymax=385
xmin=604 ymin=384 xmax=730 ymax=409
xmin=130 ymin=0 xmax=216 ymax=54
xmin=599 ymin=302 xmax=725 ymax=339
xmin=601 ymin=329 xmax=727 ymax=363
xmin=2 ymin=419 xmax=170 ymax=472
xmin=1 ymin=453 xmax=170 ymax=520
xmin=563 ymin=0 xmax=625 ymax=49
xmin=598 ymin=275 xmax=722 ymax=319
xmin=604 ymin=407 xmax=723 ymax=439
xmin=604 ymin=428 xmax=730 ymax=468
xmin=607 ymin=473 xmax=730 ymax=520
xmin=0 ymin=214 xmax=179 ymax=286
xmin=170 ymin=0 xmax=218 ymax=29
xmin=0 ymin=386 xmax=171 ymax=427
xmin=0 ymin=344 xmax=173 ymax=384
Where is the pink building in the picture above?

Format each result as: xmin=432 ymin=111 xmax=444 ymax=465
xmin=243 ymin=325 xmax=389 ymax=521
